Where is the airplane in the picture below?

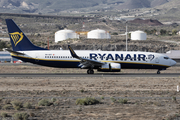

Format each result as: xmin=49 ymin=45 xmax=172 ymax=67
xmin=5 ymin=19 xmax=176 ymax=74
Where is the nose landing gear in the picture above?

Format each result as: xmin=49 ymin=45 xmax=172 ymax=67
xmin=157 ymin=70 xmax=161 ymax=74
xmin=157 ymin=68 xmax=166 ymax=74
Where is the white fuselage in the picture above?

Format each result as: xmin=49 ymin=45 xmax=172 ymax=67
xmin=11 ymin=50 xmax=176 ymax=70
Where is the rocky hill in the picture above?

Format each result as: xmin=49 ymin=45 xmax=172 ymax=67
xmin=0 ymin=0 xmax=173 ymax=14
xmin=155 ymin=0 xmax=180 ymax=15
xmin=48 ymin=38 xmax=179 ymax=53
xmin=115 ymin=0 xmax=151 ymax=10
xmin=157 ymin=0 xmax=180 ymax=9
xmin=151 ymin=0 xmax=170 ymax=7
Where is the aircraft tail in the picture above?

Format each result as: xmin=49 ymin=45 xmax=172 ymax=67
xmin=5 ymin=19 xmax=47 ymax=51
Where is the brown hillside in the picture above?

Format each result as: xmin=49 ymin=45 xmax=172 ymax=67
xmin=129 ymin=18 xmax=163 ymax=26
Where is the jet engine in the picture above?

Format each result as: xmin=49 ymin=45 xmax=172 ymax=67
xmin=98 ymin=63 xmax=121 ymax=72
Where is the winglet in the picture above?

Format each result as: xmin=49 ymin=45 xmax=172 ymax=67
xmin=68 ymin=45 xmax=79 ymax=59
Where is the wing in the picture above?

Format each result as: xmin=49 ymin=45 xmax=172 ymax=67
xmin=68 ymin=45 xmax=104 ymax=68
xmin=4 ymin=48 xmax=25 ymax=55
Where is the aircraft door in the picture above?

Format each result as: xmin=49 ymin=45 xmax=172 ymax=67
xmin=35 ymin=53 xmax=39 ymax=62
xmin=155 ymin=57 xmax=159 ymax=63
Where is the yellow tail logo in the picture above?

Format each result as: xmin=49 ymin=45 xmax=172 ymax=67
xmin=9 ymin=32 xmax=24 ymax=46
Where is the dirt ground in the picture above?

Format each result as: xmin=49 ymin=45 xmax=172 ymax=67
xmin=0 ymin=64 xmax=180 ymax=120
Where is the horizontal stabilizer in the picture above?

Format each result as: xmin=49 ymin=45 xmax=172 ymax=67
xmin=4 ymin=48 xmax=25 ymax=55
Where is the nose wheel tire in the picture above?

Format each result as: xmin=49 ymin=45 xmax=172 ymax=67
xmin=157 ymin=70 xmax=160 ymax=74
xmin=87 ymin=69 xmax=94 ymax=74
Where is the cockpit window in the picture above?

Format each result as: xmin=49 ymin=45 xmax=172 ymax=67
xmin=164 ymin=57 xmax=169 ymax=59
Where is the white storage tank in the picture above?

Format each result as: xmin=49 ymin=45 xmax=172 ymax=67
xmin=131 ymin=30 xmax=147 ymax=40
xmin=55 ymin=29 xmax=79 ymax=43
xmin=87 ymin=29 xmax=111 ymax=39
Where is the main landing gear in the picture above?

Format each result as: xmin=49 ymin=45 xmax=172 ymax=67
xmin=87 ymin=69 xmax=94 ymax=74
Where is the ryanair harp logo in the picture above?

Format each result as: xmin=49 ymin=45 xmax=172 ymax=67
xmin=9 ymin=32 xmax=24 ymax=46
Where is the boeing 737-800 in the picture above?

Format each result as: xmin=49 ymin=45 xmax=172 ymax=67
xmin=5 ymin=19 xmax=176 ymax=74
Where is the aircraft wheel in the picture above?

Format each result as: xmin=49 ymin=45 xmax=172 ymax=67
xmin=90 ymin=70 xmax=94 ymax=74
xmin=87 ymin=70 xmax=90 ymax=74
xmin=87 ymin=69 xmax=94 ymax=74
xmin=157 ymin=70 xmax=160 ymax=74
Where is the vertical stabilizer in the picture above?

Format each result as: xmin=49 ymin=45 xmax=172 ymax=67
xmin=6 ymin=19 xmax=47 ymax=51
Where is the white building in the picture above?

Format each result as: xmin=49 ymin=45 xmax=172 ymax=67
xmin=165 ymin=50 xmax=180 ymax=60
xmin=55 ymin=29 xmax=79 ymax=43
xmin=178 ymin=31 xmax=180 ymax=35
xmin=87 ymin=29 xmax=111 ymax=39
xmin=131 ymin=30 xmax=147 ymax=40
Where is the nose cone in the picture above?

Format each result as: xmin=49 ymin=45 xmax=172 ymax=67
xmin=171 ymin=59 xmax=176 ymax=66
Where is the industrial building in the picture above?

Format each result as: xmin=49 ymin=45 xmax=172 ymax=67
xmin=87 ymin=29 xmax=111 ymax=39
xmin=165 ymin=50 xmax=180 ymax=62
xmin=55 ymin=29 xmax=79 ymax=43
xmin=131 ymin=30 xmax=147 ymax=40
xmin=0 ymin=51 xmax=18 ymax=63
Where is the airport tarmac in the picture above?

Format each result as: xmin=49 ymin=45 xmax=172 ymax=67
xmin=0 ymin=63 xmax=179 ymax=77
xmin=0 ymin=73 xmax=180 ymax=77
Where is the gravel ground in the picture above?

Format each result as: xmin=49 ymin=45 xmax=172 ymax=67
xmin=0 ymin=64 xmax=180 ymax=120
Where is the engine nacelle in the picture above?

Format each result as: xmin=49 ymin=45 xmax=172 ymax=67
xmin=98 ymin=63 xmax=121 ymax=72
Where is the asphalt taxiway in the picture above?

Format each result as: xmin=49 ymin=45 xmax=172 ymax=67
xmin=0 ymin=63 xmax=179 ymax=77
xmin=0 ymin=73 xmax=179 ymax=77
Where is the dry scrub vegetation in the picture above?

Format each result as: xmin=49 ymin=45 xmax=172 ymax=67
xmin=0 ymin=64 xmax=180 ymax=119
